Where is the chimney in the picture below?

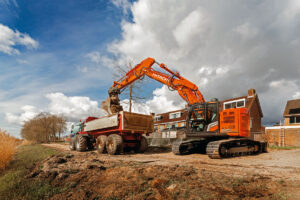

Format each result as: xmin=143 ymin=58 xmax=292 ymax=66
xmin=248 ymin=88 xmax=256 ymax=97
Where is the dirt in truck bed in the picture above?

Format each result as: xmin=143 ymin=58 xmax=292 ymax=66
xmin=26 ymin=143 xmax=300 ymax=200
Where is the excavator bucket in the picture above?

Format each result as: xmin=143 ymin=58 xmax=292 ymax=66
xmin=101 ymin=87 xmax=123 ymax=115
xmin=101 ymin=97 xmax=113 ymax=115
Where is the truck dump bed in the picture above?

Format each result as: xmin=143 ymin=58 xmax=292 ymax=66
xmin=84 ymin=111 xmax=153 ymax=134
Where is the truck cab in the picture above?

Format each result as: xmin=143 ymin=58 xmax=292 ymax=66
xmin=70 ymin=122 xmax=84 ymax=137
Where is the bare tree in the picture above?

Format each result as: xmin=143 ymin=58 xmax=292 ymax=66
xmin=113 ymin=60 xmax=147 ymax=112
xmin=21 ymin=113 xmax=67 ymax=143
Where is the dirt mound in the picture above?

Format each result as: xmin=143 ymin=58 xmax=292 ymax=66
xmin=26 ymin=152 xmax=286 ymax=200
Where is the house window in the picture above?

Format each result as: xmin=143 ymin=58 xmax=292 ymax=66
xmin=154 ymin=115 xmax=163 ymax=121
xmin=289 ymin=116 xmax=300 ymax=124
xmin=224 ymin=99 xmax=245 ymax=110
xmin=169 ymin=113 xmax=176 ymax=119
xmin=166 ymin=123 xmax=171 ymax=129
xmin=159 ymin=125 xmax=164 ymax=131
xmin=289 ymin=108 xmax=300 ymax=114
xmin=237 ymin=100 xmax=245 ymax=107
xmin=169 ymin=112 xmax=182 ymax=119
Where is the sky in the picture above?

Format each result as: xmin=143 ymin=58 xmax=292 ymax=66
xmin=1 ymin=0 xmax=300 ymax=138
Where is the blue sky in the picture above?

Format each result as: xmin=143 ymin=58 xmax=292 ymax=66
xmin=1 ymin=0 xmax=300 ymax=137
xmin=1 ymin=0 xmax=122 ymax=97
xmin=0 ymin=0 xmax=136 ymax=136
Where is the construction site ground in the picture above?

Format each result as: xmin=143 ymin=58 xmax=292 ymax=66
xmin=28 ymin=143 xmax=300 ymax=200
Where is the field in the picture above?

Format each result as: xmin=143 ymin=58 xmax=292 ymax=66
xmin=0 ymin=145 xmax=59 ymax=199
xmin=0 ymin=130 xmax=18 ymax=170
xmin=1 ymin=143 xmax=299 ymax=200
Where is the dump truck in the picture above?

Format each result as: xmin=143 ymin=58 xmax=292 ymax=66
xmin=69 ymin=111 xmax=153 ymax=154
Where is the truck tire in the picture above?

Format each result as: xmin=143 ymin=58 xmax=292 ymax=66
xmin=106 ymin=134 xmax=123 ymax=155
xmin=96 ymin=135 xmax=107 ymax=153
xmin=69 ymin=137 xmax=76 ymax=150
xmin=75 ymin=134 xmax=87 ymax=152
xmin=134 ymin=136 xmax=148 ymax=153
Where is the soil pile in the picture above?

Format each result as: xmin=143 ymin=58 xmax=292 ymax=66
xmin=26 ymin=152 xmax=285 ymax=200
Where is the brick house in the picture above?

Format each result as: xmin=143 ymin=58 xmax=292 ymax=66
xmin=265 ymin=99 xmax=300 ymax=147
xmin=154 ymin=89 xmax=264 ymax=140
xmin=154 ymin=109 xmax=187 ymax=138
xmin=283 ymin=99 xmax=300 ymax=126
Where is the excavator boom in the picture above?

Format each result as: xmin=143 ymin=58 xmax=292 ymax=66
xmin=101 ymin=57 xmax=205 ymax=114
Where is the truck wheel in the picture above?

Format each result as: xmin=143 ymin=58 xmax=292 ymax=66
xmin=96 ymin=135 xmax=107 ymax=153
xmin=75 ymin=134 xmax=87 ymax=152
xmin=134 ymin=136 xmax=148 ymax=153
xmin=69 ymin=137 xmax=76 ymax=150
xmin=106 ymin=134 xmax=123 ymax=155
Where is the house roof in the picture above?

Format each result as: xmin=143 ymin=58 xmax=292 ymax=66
xmin=283 ymin=99 xmax=300 ymax=117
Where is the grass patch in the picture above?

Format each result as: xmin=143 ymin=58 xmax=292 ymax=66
xmin=269 ymin=146 xmax=300 ymax=150
xmin=0 ymin=144 xmax=61 ymax=200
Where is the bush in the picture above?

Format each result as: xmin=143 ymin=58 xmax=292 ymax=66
xmin=0 ymin=129 xmax=17 ymax=170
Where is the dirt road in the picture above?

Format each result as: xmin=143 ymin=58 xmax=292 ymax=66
xmin=43 ymin=143 xmax=300 ymax=181
xmin=32 ymin=143 xmax=300 ymax=199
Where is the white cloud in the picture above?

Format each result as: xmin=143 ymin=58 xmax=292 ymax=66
xmin=121 ymin=99 xmax=150 ymax=114
xmin=106 ymin=0 xmax=300 ymax=123
xmin=17 ymin=59 xmax=29 ymax=64
xmin=260 ymin=79 xmax=300 ymax=123
xmin=76 ymin=65 xmax=88 ymax=73
xmin=5 ymin=93 xmax=105 ymax=127
xmin=293 ymin=92 xmax=300 ymax=99
xmin=86 ymin=51 xmax=117 ymax=69
xmin=282 ymin=0 xmax=300 ymax=20
xmin=0 ymin=23 xmax=38 ymax=55
xmin=86 ymin=51 xmax=102 ymax=63
xmin=121 ymin=85 xmax=186 ymax=115
xmin=45 ymin=92 xmax=104 ymax=121
xmin=173 ymin=8 xmax=207 ymax=50
xmin=145 ymin=86 xmax=185 ymax=114
xmin=234 ymin=23 xmax=258 ymax=39
xmin=5 ymin=105 xmax=39 ymax=125
xmin=111 ymin=0 xmax=131 ymax=15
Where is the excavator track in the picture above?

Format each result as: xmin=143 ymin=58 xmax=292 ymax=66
xmin=172 ymin=139 xmax=208 ymax=155
xmin=172 ymin=140 xmax=191 ymax=155
xmin=206 ymin=138 xmax=261 ymax=159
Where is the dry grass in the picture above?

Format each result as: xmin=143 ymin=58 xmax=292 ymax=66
xmin=0 ymin=129 xmax=18 ymax=170
xmin=20 ymin=140 xmax=35 ymax=146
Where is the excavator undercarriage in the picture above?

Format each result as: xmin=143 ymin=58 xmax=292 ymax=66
xmin=172 ymin=136 xmax=264 ymax=159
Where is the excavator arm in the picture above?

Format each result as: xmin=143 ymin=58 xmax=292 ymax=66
xmin=101 ymin=57 xmax=205 ymax=114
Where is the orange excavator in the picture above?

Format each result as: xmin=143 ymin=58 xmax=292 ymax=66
xmin=101 ymin=57 xmax=266 ymax=158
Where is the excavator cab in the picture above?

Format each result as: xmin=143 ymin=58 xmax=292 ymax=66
xmin=187 ymin=101 xmax=219 ymax=133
